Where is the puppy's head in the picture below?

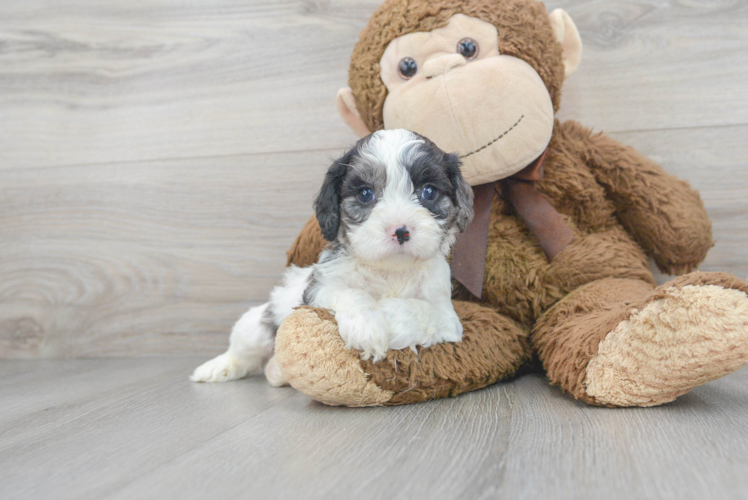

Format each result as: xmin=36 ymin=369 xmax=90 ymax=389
xmin=315 ymin=129 xmax=474 ymax=263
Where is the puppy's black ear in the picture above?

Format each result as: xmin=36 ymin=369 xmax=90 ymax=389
xmin=445 ymin=153 xmax=474 ymax=232
xmin=315 ymin=149 xmax=353 ymax=241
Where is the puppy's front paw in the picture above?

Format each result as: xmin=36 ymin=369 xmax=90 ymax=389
xmin=336 ymin=311 xmax=389 ymax=362
xmin=190 ymin=352 xmax=259 ymax=383
xmin=437 ymin=310 xmax=464 ymax=344
xmin=379 ymin=298 xmax=462 ymax=349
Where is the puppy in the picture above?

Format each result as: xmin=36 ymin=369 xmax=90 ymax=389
xmin=191 ymin=129 xmax=474 ymax=386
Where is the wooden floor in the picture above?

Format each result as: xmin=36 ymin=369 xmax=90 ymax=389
xmin=2 ymin=358 xmax=748 ymax=500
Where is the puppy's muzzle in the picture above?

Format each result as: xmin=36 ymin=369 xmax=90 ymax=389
xmin=394 ymin=226 xmax=410 ymax=245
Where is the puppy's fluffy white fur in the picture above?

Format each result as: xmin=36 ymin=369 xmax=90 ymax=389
xmin=191 ymin=130 xmax=473 ymax=384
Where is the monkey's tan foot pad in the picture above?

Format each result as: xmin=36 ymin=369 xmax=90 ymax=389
xmin=274 ymin=307 xmax=393 ymax=407
xmin=274 ymin=302 xmax=531 ymax=407
xmin=584 ymin=278 xmax=748 ymax=407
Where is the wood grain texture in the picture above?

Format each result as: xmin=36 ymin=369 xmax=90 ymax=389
xmin=553 ymin=0 xmax=748 ymax=132
xmin=0 ymin=150 xmax=337 ymax=357
xmin=1 ymin=0 xmax=746 ymax=169
xmin=1 ymin=0 xmax=747 ymax=357
xmin=1 ymin=359 xmax=748 ymax=499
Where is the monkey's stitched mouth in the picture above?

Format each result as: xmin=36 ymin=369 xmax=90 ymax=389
xmin=459 ymin=115 xmax=524 ymax=159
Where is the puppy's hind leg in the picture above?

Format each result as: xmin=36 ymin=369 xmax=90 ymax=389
xmin=263 ymin=354 xmax=288 ymax=387
xmin=190 ymin=303 xmax=275 ymax=383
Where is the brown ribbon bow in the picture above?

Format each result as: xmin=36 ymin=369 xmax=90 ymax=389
xmin=451 ymin=149 xmax=574 ymax=298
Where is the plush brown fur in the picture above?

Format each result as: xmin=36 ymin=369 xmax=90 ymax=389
xmin=534 ymin=272 xmax=748 ymax=405
xmin=532 ymin=277 xmax=657 ymax=404
xmin=286 ymin=215 xmax=327 ymax=268
xmin=275 ymin=0 xmax=748 ymax=407
xmin=584 ymin=278 xmax=748 ymax=406
xmin=275 ymin=304 xmax=532 ymax=406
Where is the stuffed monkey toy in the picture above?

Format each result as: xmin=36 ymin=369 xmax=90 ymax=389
xmin=273 ymin=0 xmax=748 ymax=407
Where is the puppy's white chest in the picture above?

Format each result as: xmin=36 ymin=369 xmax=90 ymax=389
xmin=379 ymin=274 xmax=422 ymax=298
xmin=359 ymin=263 xmax=433 ymax=300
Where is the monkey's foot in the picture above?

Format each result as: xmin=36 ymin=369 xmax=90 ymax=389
xmin=274 ymin=303 xmax=531 ymax=407
xmin=584 ymin=280 xmax=748 ymax=407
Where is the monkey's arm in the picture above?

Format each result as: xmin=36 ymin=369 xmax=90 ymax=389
xmin=576 ymin=122 xmax=713 ymax=275
xmin=286 ymin=215 xmax=327 ymax=268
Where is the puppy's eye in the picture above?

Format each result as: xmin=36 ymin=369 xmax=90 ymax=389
xmin=457 ymin=38 xmax=479 ymax=60
xmin=358 ymin=187 xmax=375 ymax=203
xmin=398 ymin=57 xmax=418 ymax=79
xmin=421 ymin=186 xmax=437 ymax=201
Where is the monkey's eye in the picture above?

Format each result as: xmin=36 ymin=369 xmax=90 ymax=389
xmin=398 ymin=57 xmax=418 ymax=79
xmin=358 ymin=187 xmax=375 ymax=203
xmin=457 ymin=38 xmax=479 ymax=60
xmin=420 ymin=186 xmax=437 ymax=201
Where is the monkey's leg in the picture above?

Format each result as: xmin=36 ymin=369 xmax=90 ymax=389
xmin=532 ymin=273 xmax=748 ymax=407
xmin=274 ymin=301 xmax=532 ymax=407
xmin=286 ymin=215 xmax=327 ymax=268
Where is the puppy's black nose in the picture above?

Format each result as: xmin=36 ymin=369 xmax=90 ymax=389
xmin=395 ymin=226 xmax=410 ymax=245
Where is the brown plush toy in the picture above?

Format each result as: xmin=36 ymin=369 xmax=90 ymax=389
xmin=273 ymin=0 xmax=748 ymax=407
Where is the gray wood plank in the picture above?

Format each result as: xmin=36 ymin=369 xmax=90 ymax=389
xmin=1 ymin=0 xmax=747 ymax=169
xmin=553 ymin=0 xmax=748 ymax=133
xmin=1 ymin=359 xmax=747 ymax=500
xmin=0 ymin=149 xmax=335 ymax=358
xmin=0 ymin=359 xmax=200 ymax=448
xmin=106 ymin=371 xmax=748 ymax=500
xmin=0 ymin=0 xmax=365 ymax=169
xmin=0 ymin=358 xmax=295 ymax=500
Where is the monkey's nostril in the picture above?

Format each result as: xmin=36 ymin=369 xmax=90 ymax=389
xmin=395 ymin=226 xmax=410 ymax=245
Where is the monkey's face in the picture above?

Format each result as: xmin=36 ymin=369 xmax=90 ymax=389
xmin=379 ymin=14 xmax=555 ymax=185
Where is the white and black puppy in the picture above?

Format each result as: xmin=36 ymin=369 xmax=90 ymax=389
xmin=191 ymin=129 xmax=473 ymax=386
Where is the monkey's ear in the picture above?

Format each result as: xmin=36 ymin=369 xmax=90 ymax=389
xmin=314 ymin=151 xmax=352 ymax=241
xmin=549 ymin=9 xmax=582 ymax=77
xmin=445 ymin=153 xmax=474 ymax=233
xmin=336 ymin=88 xmax=372 ymax=138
